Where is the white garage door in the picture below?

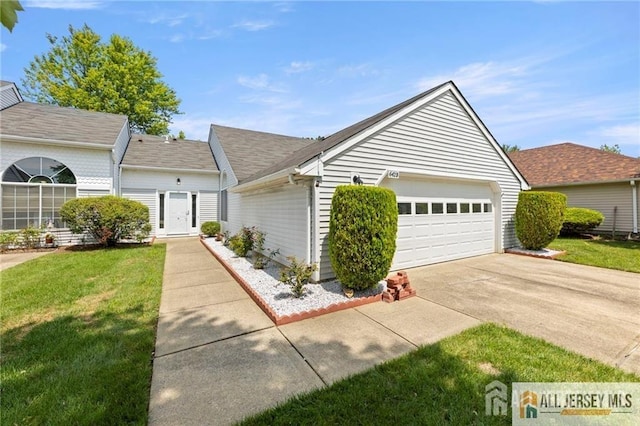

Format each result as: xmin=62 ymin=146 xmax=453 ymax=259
xmin=383 ymin=178 xmax=496 ymax=270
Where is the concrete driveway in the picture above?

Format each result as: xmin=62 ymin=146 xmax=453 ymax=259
xmin=407 ymin=254 xmax=640 ymax=375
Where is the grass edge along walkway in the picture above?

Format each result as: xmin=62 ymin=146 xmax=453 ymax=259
xmin=1 ymin=244 xmax=166 ymax=425
xmin=241 ymin=323 xmax=640 ymax=425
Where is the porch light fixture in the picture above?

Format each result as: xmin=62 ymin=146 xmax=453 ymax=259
xmin=176 ymin=178 xmax=181 ymax=185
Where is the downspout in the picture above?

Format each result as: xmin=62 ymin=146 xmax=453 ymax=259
xmin=111 ymin=148 xmax=117 ymax=195
xmin=632 ymin=180 xmax=638 ymax=234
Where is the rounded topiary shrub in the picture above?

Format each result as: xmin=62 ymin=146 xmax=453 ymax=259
xmin=329 ymin=185 xmax=398 ymax=290
xmin=515 ymin=191 xmax=567 ymax=250
xmin=561 ymin=207 xmax=604 ymax=236
xmin=201 ymin=221 xmax=221 ymax=237
xmin=60 ymin=195 xmax=151 ymax=247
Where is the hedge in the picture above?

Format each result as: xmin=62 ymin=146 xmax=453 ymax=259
xmin=561 ymin=207 xmax=604 ymax=235
xmin=201 ymin=221 xmax=221 ymax=237
xmin=60 ymin=196 xmax=151 ymax=247
xmin=328 ymin=185 xmax=398 ymax=290
xmin=515 ymin=191 xmax=566 ymax=250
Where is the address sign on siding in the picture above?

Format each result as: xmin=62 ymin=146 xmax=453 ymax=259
xmin=387 ymin=170 xmax=400 ymax=179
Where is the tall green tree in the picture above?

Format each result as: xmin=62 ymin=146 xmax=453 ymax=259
xmin=1 ymin=0 xmax=23 ymax=32
xmin=22 ymin=24 xmax=180 ymax=135
xmin=600 ymin=144 xmax=621 ymax=154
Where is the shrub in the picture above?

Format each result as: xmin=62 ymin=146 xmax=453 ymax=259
xmin=60 ymin=196 xmax=151 ymax=247
xmin=0 ymin=232 xmax=19 ymax=252
xmin=280 ymin=256 xmax=318 ymax=298
xmin=561 ymin=207 xmax=604 ymax=235
xmin=20 ymin=226 xmax=42 ymax=249
xmin=228 ymin=226 xmax=262 ymax=257
xmin=201 ymin=221 xmax=220 ymax=237
xmin=515 ymin=191 xmax=567 ymax=250
xmin=328 ymin=185 xmax=398 ymax=290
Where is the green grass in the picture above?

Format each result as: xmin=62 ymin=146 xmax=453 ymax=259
xmin=1 ymin=244 xmax=166 ymax=425
xmin=548 ymin=237 xmax=640 ymax=273
xmin=241 ymin=324 xmax=639 ymax=425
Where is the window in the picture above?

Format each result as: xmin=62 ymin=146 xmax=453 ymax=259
xmin=416 ymin=202 xmax=429 ymax=215
xmin=159 ymin=194 xmax=165 ymax=229
xmin=460 ymin=203 xmax=470 ymax=213
xmin=1 ymin=157 xmax=76 ymax=230
xmin=472 ymin=203 xmax=482 ymax=213
xmin=432 ymin=203 xmax=444 ymax=214
xmin=484 ymin=203 xmax=492 ymax=213
xmin=397 ymin=202 xmax=412 ymax=215
xmin=191 ymin=194 xmax=197 ymax=228
xmin=447 ymin=203 xmax=458 ymax=214
xmin=220 ymin=189 xmax=228 ymax=221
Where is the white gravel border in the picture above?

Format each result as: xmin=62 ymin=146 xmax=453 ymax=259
xmin=203 ymin=238 xmax=384 ymax=317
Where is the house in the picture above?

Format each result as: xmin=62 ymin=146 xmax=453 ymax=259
xmin=209 ymin=81 xmax=528 ymax=281
xmin=509 ymin=143 xmax=640 ymax=235
xmin=0 ymin=81 xmax=218 ymax=242
xmin=1 ymin=79 xmax=528 ymax=280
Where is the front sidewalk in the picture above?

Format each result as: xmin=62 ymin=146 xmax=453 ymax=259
xmin=148 ymin=237 xmax=479 ymax=425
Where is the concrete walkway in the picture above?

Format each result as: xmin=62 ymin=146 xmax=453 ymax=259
xmin=148 ymin=238 xmax=479 ymax=425
xmin=0 ymin=250 xmax=56 ymax=271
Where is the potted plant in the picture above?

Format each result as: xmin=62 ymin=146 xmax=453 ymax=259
xmin=45 ymin=232 xmax=56 ymax=245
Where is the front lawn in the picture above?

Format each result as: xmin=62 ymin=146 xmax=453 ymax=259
xmin=548 ymin=236 xmax=640 ymax=273
xmin=1 ymin=244 xmax=166 ymax=425
xmin=241 ymin=323 xmax=639 ymax=425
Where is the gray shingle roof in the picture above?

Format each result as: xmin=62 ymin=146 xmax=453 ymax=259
xmin=0 ymin=101 xmax=127 ymax=146
xmin=122 ymin=134 xmax=218 ymax=171
xmin=239 ymin=82 xmax=450 ymax=184
xmin=211 ymin=124 xmax=314 ymax=182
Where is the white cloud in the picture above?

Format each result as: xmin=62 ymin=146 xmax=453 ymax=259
xmin=233 ymin=20 xmax=275 ymax=32
xmin=146 ymin=13 xmax=190 ymax=27
xmin=24 ymin=1 xmax=102 ymax=10
xmin=237 ymin=74 xmax=287 ymax=93
xmin=588 ymin=123 xmax=640 ymax=156
xmin=0 ymin=44 xmax=6 ymax=53
xmin=169 ymin=34 xmax=185 ymax=43
xmin=168 ymin=117 xmax=214 ymax=142
xmin=273 ymin=2 xmax=294 ymax=13
xmin=417 ymin=61 xmax=529 ymax=98
xmin=337 ymin=63 xmax=380 ymax=78
xmin=285 ymin=61 xmax=314 ymax=74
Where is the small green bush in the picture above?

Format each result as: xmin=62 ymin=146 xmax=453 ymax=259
xmin=280 ymin=256 xmax=318 ymax=298
xmin=515 ymin=191 xmax=567 ymax=250
xmin=561 ymin=207 xmax=604 ymax=235
xmin=20 ymin=226 xmax=42 ymax=249
xmin=228 ymin=226 xmax=262 ymax=257
xmin=329 ymin=185 xmax=398 ymax=290
xmin=60 ymin=196 xmax=151 ymax=247
xmin=201 ymin=221 xmax=220 ymax=237
xmin=0 ymin=232 xmax=19 ymax=252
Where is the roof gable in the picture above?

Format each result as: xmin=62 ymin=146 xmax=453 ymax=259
xmin=121 ymin=134 xmax=218 ymax=171
xmin=0 ymin=101 xmax=128 ymax=146
xmin=211 ymin=124 xmax=314 ymax=182
xmin=508 ymin=142 xmax=640 ymax=186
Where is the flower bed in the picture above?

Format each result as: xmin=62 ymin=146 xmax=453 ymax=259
xmin=201 ymin=238 xmax=383 ymax=325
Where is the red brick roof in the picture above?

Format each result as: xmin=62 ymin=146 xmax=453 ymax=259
xmin=509 ymin=142 xmax=640 ymax=187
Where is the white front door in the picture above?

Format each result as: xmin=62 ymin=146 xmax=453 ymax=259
xmin=167 ymin=192 xmax=189 ymax=234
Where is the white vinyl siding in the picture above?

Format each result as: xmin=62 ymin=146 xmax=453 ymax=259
xmin=315 ymin=92 xmax=522 ymax=280
xmin=121 ymin=188 xmax=157 ymax=234
xmin=545 ymin=182 xmax=637 ymax=234
xmin=199 ymin=191 xmax=218 ymax=226
xmin=236 ymin=184 xmax=310 ymax=264
xmin=120 ymin=169 xmax=218 ymax=192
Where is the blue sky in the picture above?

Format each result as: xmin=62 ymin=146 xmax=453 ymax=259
xmin=1 ymin=1 xmax=639 ymax=156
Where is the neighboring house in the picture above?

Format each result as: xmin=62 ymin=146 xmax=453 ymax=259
xmin=0 ymin=81 xmax=218 ymax=241
xmin=509 ymin=143 xmax=640 ymax=234
xmin=120 ymin=134 xmax=219 ymax=237
xmin=0 ymin=81 xmax=130 ymax=242
xmin=2 ymin=79 xmax=528 ymax=279
xmin=209 ymin=81 xmax=528 ymax=281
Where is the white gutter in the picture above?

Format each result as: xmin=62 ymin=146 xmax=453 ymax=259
xmin=232 ymin=167 xmax=300 ymax=193
xmin=632 ymin=180 xmax=638 ymax=233
xmin=1 ymin=134 xmax=114 ymax=150
xmin=119 ymin=164 xmax=219 ymax=174
xmin=534 ymin=177 xmax=640 ymax=188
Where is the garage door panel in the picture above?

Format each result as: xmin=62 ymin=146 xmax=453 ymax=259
xmin=386 ymin=178 xmax=496 ymax=270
